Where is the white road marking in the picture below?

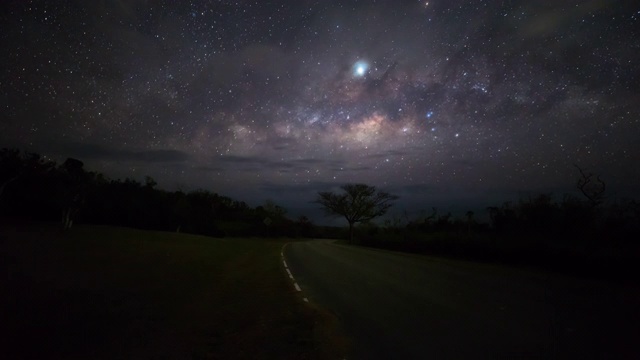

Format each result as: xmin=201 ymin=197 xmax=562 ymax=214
xmin=282 ymin=243 xmax=309 ymax=300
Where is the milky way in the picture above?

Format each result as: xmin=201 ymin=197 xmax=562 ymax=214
xmin=1 ymin=0 xmax=639 ymax=218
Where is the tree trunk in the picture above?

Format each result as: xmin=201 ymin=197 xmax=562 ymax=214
xmin=62 ymin=207 xmax=78 ymax=230
xmin=348 ymin=221 xmax=354 ymax=243
xmin=62 ymin=208 xmax=72 ymax=230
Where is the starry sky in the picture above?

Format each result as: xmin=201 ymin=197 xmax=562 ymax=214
xmin=1 ymin=0 xmax=639 ymax=220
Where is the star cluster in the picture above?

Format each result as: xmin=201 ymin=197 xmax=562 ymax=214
xmin=1 ymin=0 xmax=639 ymax=216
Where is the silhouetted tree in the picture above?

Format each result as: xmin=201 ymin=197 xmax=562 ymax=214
xmin=384 ymin=210 xmax=410 ymax=232
xmin=172 ymin=191 xmax=189 ymax=232
xmin=0 ymin=150 xmax=57 ymax=221
xmin=59 ymin=158 xmax=88 ymax=230
xmin=407 ymin=207 xmax=438 ymax=232
xmin=184 ymin=190 xmax=223 ymax=236
xmin=518 ymin=194 xmax=559 ymax=233
xmin=603 ymin=198 xmax=640 ymax=241
xmin=434 ymin=212 xmax=453 ymax=232
xmin=575 ymin=165 xmax=605 ymax=207
xmin=1 ymin=148 xmax=301 ymax=237
xmin=558 ymin=194 xmax=593 ymax=232
xmin=296 ymin=215 xmax=314 ymax=238
xmin=315 ymin=183 xmax=398 ymax=242
xmin=144 ymin=176 xmax=157 ymax=189
xmin=465 ymin=210 xmax=475 ymax=235
xmin=0 ymin=148 xmax=23 ymax=199
xmin=263 ymin=199 xmax=287 ymax=220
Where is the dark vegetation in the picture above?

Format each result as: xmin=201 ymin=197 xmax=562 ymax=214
xmin=2 ymin=147 xmax=635 ymax=358
xmin=0 ymin=148 xmax=322 ymax=238
xmin=315 ymin=184 xmax=397 ymax=242
xmin=351 ymin=191 xmax=640 ymax=281
xmin=0 ymin=149 xmax=349 ymax=358
xmin=312 ymin=170 xmax=638 ymax=281
xmin=0 ymin=225 xmax=347 ymax=359
xmin=2 ymin=147 xmax=638 ymax=280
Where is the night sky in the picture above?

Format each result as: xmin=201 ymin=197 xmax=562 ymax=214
xmin=2 ymin=0 xmax=639 ymax=220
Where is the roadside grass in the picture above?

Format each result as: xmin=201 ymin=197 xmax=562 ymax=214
xmin=0 ymin=224 xmax=347 ymax=359
xmin=354 ymin=230 xmax=640 ymax=283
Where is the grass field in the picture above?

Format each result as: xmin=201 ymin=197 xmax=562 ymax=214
xmin=0 ymin=224 xmax=347 ymax=359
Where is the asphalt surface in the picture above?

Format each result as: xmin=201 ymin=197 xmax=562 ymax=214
xmin=284 ymin=240 xmax=639 ymax=360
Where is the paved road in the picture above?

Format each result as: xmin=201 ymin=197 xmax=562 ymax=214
xmin=284 ymin=240 xmax=639 ymax=360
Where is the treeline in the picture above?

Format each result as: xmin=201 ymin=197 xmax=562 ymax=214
xmin=369 ymin=193 xmax=639 ymax=243
xmin=356 ymin=192 xmax=639 ymax=276
xmin=0 ymin=148 xmax=320 ymax=238
xmin=3 ymin=146 xmax=638 ymax=268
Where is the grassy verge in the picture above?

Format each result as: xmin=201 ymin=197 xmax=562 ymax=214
xmin=0 ymin=224 xmax=347 ymax=359
xmin=355 ymin=231 xmax=640 ymax=283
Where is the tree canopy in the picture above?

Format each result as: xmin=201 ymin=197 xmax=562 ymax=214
xmin=315 ymin=183 xmax=398 ymax=242
xmin=0 ymin=148 xmax=303 ymax=237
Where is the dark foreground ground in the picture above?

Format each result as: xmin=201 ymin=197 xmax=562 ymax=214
xmin=0 ymin=224 xmax=347 ymax=359
xmin=285 ymin=240 xmax=640 ymax=360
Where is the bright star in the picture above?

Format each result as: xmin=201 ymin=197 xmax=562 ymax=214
xmin=353 ymin=60 xmax=369 ymax=77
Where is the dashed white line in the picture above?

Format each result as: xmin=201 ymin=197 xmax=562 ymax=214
xmin=282 ymin=243 xmax=309 ymax=299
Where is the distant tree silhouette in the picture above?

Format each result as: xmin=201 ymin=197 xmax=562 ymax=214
xmin=407 ymin=207 xmax=438 ymax=232
xmin=1 ymin=148 xmax=305 ymax=237
xmin=434 ymin=211 xmax=453 ymax=232
xmin=172 ymin=191 xmax=189 ymax=232
xmin=263 ymin=199 xmax=287 ymax=220
xmin=575 ymin=165 xmax=605 ymax=207
xmin=315 ymin=183 xmax=397 ymax=243
xmin=0 ymin=148 xmax=23 ymax=199
xmin=184 ymin=190 xmax=223 ymax=236
xmin=0 ymin=150 xmax=57 ymax=221
xmin=59 ymin=158 xmax=88 ymax=230
xmin=296 ymin=215 xmax=314 ymax=238
xmin=144 ymin=176 xmax=157 ymax=189
xmin=465 ymin=210 xmax=475 ymax=235
xmin=517 ymin=194 xmax=559 ymax=233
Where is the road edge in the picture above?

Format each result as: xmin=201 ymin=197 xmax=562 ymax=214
xmin=281 ymin=243 xmax=309 ymax=302
xmin=281 ymin=241 xmax=352 ymax=359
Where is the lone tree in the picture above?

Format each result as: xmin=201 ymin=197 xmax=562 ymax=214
xmin=315 ymin=183 xmax=398 ymax=243
xmin=574 ymin=164 xmax=605 ymax=207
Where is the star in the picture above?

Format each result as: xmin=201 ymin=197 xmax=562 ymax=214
xmin=1 ymin=0 xmax=637 ymax=221
xmin=353 ymin=60 xmax=369 ymax=77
